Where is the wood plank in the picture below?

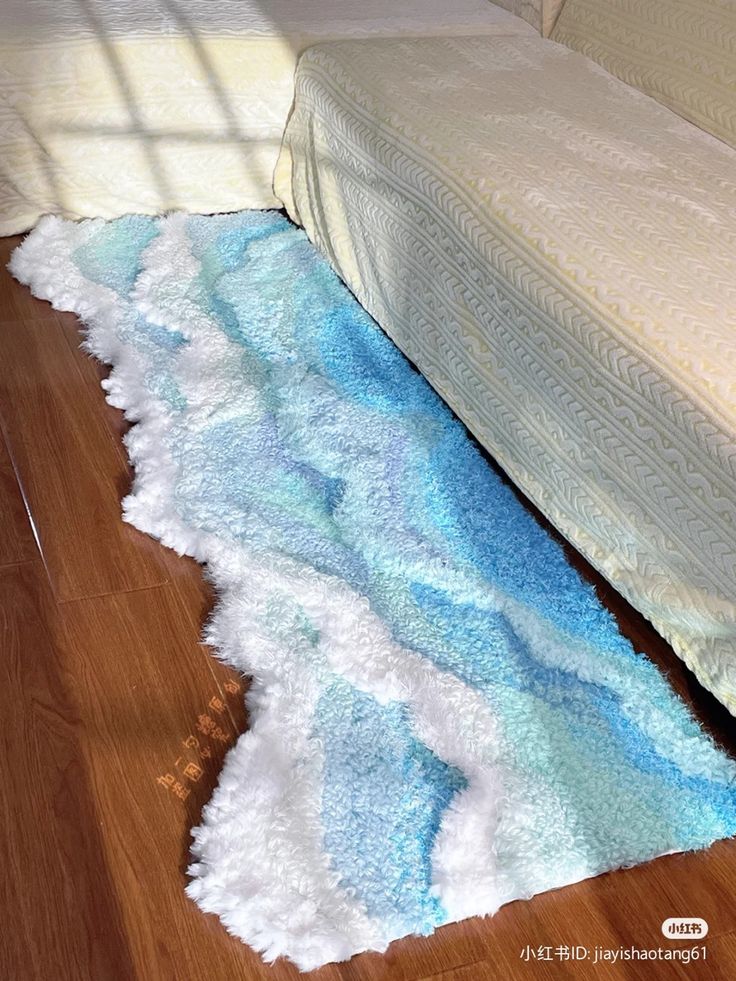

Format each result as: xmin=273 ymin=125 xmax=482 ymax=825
xmin=705 ymin=932 xmax=736 ymax=980
xmin=56 ymin=564 xmax=342 ymax=981
xmin=56 ymin=310 xmax=130 ymax=444
xmin=53 ymin=313 xmax=250 ymax=734
xmin=0 ymin=561 xmax=133 ymax=981
xmin=0 ymin=427 xmax=37 ymax=567
xmin=337 ymin=920 xmax=489 ymax=981
xmin=0 ymin=236 xmax=59 ymax=321
xmin=467 ymin=855 xmax=735 ymax=981
xmin=0 ymin=316 xmax=170 ymax=600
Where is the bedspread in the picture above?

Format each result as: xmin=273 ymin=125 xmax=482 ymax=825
xmin=275 ymin=35 xmax=736 ymax=711
xmin=0 ymin=0 xmax=532 ymax=235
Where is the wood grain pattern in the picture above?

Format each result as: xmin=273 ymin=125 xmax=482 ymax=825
xmin=1 ymin=240 xmax=735 ymax=980
xmin=0 ymin=312 xmax=171 ymax=601
xmin=56 ymin=574 xmax=300 ymax=981
xmin=0 ymin=428 xmax=36 ymax=567
xmin=0 ymin=236 xmax=58 ymax=321
xmin=0 ymin=561 xmax=134 ymax=981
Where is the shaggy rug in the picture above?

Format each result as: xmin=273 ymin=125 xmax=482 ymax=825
xmin=10 ymin=211 xmax=736 ymax=970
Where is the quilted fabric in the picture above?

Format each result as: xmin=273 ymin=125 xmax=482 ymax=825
xmin=492 ymin=0 xmax=567 ymax=35
xmin=0 ymin=0 xmax=533 ymax=236
xmin=487 ymin=0 xmax=542 ymax=31
xmin=552 ymin=0 xmax=736 ymax=149
xmin=275 ymin=35 xmax=736 ymax=712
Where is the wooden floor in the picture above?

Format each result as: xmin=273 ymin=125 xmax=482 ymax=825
xmin=1 ymin=233 xmax=735 ymax=981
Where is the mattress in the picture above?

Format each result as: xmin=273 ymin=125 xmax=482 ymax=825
xmin=275 ymin=35 xmax=736 ymax=712
xmin=0 ymin=0 xmax=533 ymax=236
xmin=552 ymin=0 xmax=736 ymax=152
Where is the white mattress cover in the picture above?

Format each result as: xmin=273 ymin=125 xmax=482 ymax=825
xmin=275 ymin=34 xmax=736 ymax=711
xmin=0 ymin=1 xmax=533 ymax=234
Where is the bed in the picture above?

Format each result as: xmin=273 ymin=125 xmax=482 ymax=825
xmin=274 ymin=31 xmax=736 ymax=712
xmin=0 ymin=0 xmax=534 ymax=236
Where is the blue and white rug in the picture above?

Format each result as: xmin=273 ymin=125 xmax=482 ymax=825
xmin=11 ymin=211 xmax=736 ymax=971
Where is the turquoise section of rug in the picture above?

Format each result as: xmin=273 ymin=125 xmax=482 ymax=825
xmin=13 ymin=210 xmax=736 ymax=968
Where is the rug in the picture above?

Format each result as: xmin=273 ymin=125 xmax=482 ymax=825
xmin=10 ymin=211 xmax=736 ymax=971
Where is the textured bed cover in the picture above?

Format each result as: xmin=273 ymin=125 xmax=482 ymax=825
xmin=276 ymin=35 xmax=736 ymax=712
xmin=0 ymin=0 xmax=533 ymax=235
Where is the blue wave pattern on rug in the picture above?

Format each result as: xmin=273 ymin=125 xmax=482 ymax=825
xmin=11 ymin=210 xmax=736 ymax=970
